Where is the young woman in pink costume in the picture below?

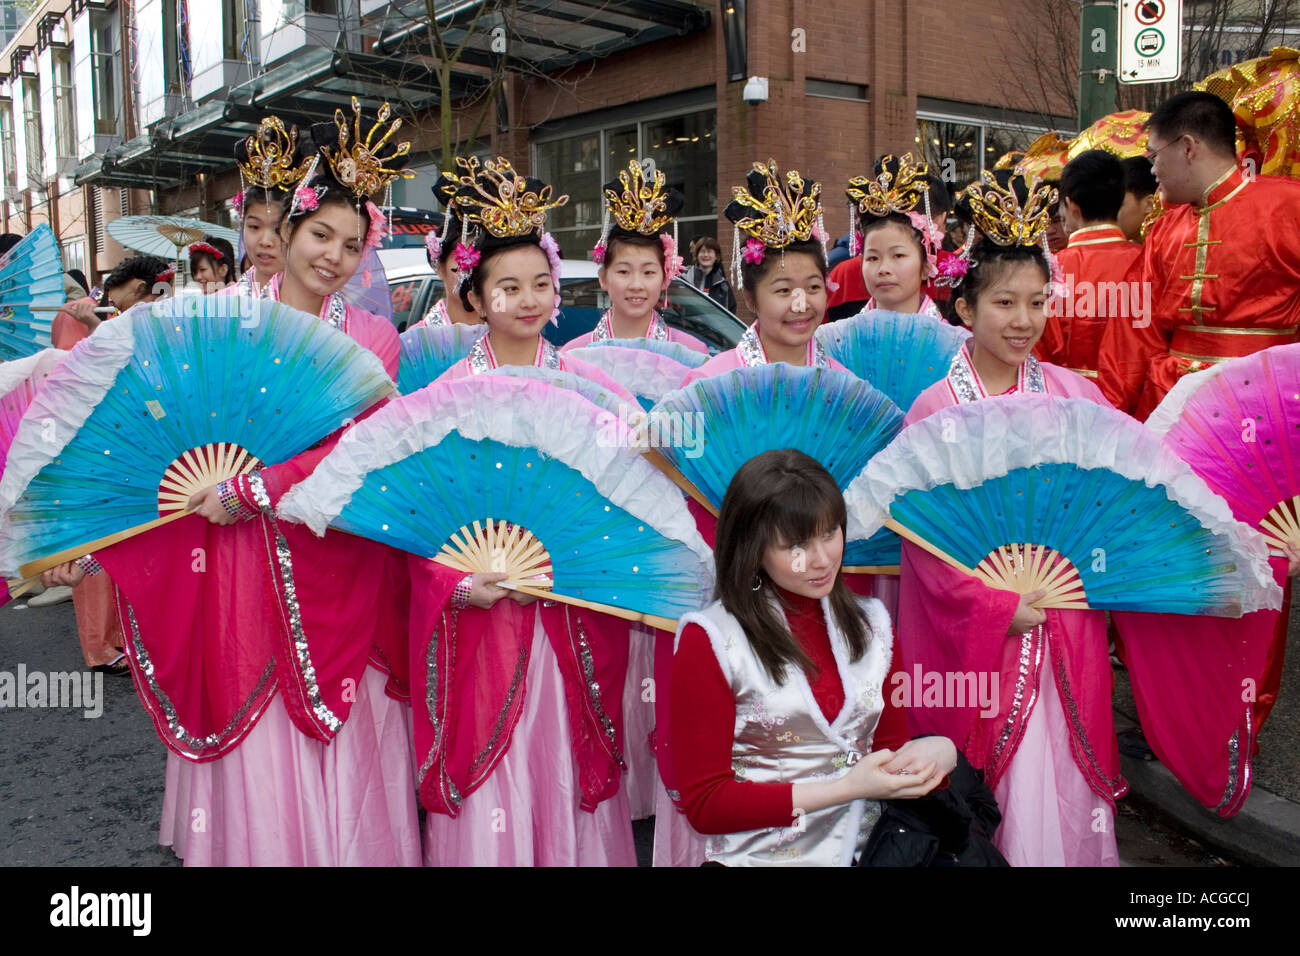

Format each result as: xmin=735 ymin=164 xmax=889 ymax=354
xmin=411 ymin=157 xmax=640 ymax=866
xmin=897 ymin=173 xmax=1123 ymax=866
xmin=558 ymin=161 xmax=707 ymax=820
xmin=561 ymin=160 xmax=707 ymax=355
xmin=408 ymin=169 xmax=483 ymax=330
xmin=223 ymin=115 xmax=313 ymax=298
xmin=43 ymin=102 xmax=415 ymax=866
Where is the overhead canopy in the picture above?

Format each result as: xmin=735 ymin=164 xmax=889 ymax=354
xmin=76 ymin=1 xmax=712 ymax=191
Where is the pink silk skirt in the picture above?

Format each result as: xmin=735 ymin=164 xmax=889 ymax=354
xmin=160 ymin=666 xmax=421 ymax=866
xmin=422 ymin=614 xmax=637 ymax=866
xmin=992 ymin=643 xmax=1119 ymax=867
xmin=622 ymin=625 xmax=659 ymax=820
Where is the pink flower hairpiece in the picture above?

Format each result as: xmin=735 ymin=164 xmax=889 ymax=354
xmin=232 ymin=190 xmax=245 ymax=217
xmin=425 ymin=230 xmax=443 ymax=264
xmin=364 ymin=200 xmax=386 ymax=250
xmin=539 ymin=232 xmax=564 ymax=325
xmin=592 ymin=241 xmax=606 ymax=265
xmin=934 ymin=254 xmax=971 ymax=287
xmin=453 ymin=242 xmax=480 ymax=272
xmin=660 ymin=233 xmax=684 ymax=283
xmin=743 ymin=238 xmax=766 ymax=264
xmin=293 ymin=184 xmax=319 ymax=212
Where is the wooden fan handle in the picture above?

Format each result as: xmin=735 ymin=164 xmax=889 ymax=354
xmin=19 ymin=509 xmax=195 ymax=578
xmin=885 ymin=519 xmax=978 ymax=576
xmin=841 ymin=565 xmax=901 ymax=576
xmin=641 ymin=447 xmax=718 ymax=517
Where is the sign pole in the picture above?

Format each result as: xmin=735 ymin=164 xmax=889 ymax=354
xmin=1079 ymin=0 xmax=1120 ymax=129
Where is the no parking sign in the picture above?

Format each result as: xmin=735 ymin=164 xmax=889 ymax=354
xmin=1119 ymin=0 xmax=1183 ymax=84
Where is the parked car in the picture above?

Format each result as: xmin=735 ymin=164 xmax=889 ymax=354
xmin=377 ymin=248 xmax=746 ymax=354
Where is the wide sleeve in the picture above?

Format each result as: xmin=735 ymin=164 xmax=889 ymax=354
xmin=258 ymin=396 xmax=391 ymax=507
xmin=670 ymin=622 xmax=797 ymax=834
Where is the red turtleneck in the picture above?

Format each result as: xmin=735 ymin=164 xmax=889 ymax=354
xmin=670 ymin=585 xmax=910 ymax=835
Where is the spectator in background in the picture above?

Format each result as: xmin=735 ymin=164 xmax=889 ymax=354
xmin=683 ymin=236 xmax=736 ymax=313
xmin=51 ymin=255 xmax=172 ymax=351
xmin=1117 ymin=155 xmax=1158 ymax=243
xmin=0 ymin=233 xmax=22 ymax=257
xmin=188 ymin=236 xmax=238 ymax=293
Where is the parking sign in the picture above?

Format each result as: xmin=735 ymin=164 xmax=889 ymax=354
xmin=1119 ymin=0 xmax=1182 ymax=84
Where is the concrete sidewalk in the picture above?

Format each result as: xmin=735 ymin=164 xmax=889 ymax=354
xmin=1112 ymin=606 xmax=1300 ymax=867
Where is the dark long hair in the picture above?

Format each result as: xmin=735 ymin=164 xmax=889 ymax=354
xmin=714 ymin=449 xmax=871 ymax=683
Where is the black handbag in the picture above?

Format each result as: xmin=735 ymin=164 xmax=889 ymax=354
xmin=857 ymin=746 xmax=1009 ymax=867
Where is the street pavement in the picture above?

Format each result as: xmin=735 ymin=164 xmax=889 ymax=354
xmin=0 ymin=594 xmax=1275 ymax=867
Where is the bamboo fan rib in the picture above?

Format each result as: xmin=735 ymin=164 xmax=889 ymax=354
xmin=436 ymin=518 xmax=554 ymax=587
xmin=974 ymin=543 xmax=1088 ymax=610
xmin=156 ymin=443 xmax=260 ymax=512
xmin=1261 ymin=496 xmax=1300 ymax=553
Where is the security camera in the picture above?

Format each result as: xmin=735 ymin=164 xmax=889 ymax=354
xmin=742 ymin=76 xmax=769 ymax=104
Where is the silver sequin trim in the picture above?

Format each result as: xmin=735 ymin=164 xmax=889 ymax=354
xmin=466 ymin=336 xmax=492 ymax=374
xmin=1052 ymin=646 xmax=1126 ymax=798
xmin=125 ymin=602 xmax=276 ymax=759
xmin=251 ymin=472 xmax=343 ymax=736
xmin=948 ymin=347 xmax=1047 ymax=404
xmin=539 ymin=339 xmax=562 ymax=370
xmin=592 ymin=309 xmax=668 ymax=342
xmin=1214 ymin=706 xmax=1251 ymax=814
xmin=990 ymin=625 xmax=1043 ymax=773
xmin=737 ymin=323 xmax=766 ymax=367
xmin=572 ymin=611 xmax=625 ymax=768
xmin=417 ymin=612 xmax=463 ymax=810
xmin=236 ymin=271 xmax=273 ymax=299
xmin=323 ymin=292 xmax=346 ymax=332
xmin=421 ymin=299 xmax=451 ymax=328
xmin=468 ymin=624 xmax=530 ymax=780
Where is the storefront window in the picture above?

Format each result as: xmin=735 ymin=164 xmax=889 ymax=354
xmin=535 ymin=108 xmax=718 ymax=260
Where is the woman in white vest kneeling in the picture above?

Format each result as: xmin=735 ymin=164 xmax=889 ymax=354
xmin=669 ymin=449 xmax=957 ymax=866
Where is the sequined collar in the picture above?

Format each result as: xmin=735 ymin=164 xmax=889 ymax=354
xmin=946 ymin=342 xmax=1045 ymax=404
xmin=267 ymin=274 xmax=347 ymax=331
xmin=592 ymin=308 xmax=668 ymax=342
xmin=864 ymin=294 xmax=942 ymax=319
xmin=236 ymin=269 xmax=274 ymax=299
xmin=467 ymin=333 xmax=562 ymax=374
xmin=736 ymin=322 xmax=830 ymax=368
xmin=420 ymin=298 xmax=451 ymax=328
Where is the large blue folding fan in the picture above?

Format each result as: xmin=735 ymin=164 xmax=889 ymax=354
xmin=648 ymin=363 xmax=905 ymax=569
xmin=0 ymin=295 xmax=395 ymax=578
xmin=396 ymin=321 xmax=486 ymax=394
xmin=0 ymin=224 xmax=65 ymax=360
xmin=844 ymin=394 xmax=1280 ymax=615
xmin=815 ymin=309 xmax=969 ymax=412
xmin=277 ymin=373 xmax=714 ymax=630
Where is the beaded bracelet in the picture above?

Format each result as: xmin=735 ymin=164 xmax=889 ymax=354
xmin=216 ymin=477 xmax=258 ymax=521
xmin=76 ymin=554 xmax=105 ymax=577
xmin=451 ymin=574 xmax=474 ymax=610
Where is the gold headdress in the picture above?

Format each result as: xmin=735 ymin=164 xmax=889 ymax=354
xmin=725 ymin=159 xmax=823 ymax=246
xmin=603 ymin=160 xmax=677 ymax=234
xmin=319 ymin=97 xmax=415 ymax=200
xmin=964 ymin=170 xmax=1057 ymax=247
xmin=452 ymin=156 xmax=569 ymax=239
xmin=845 ymin=152 xmax=935 ymax=256
xmin=235 ymin=116 xmax=316 ymax=198
xmin=723 ymin=160 xmax=825 ymax=289
xmin=845 ymin=152 xmax=930 ymax=218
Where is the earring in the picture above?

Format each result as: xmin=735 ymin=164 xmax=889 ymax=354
xmin=751 ymin=573 xmax=763 ymax=591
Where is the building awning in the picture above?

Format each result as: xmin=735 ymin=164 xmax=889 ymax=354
xmin=76 ymin=1 xmax=712 ymax=191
